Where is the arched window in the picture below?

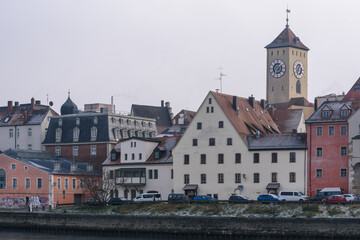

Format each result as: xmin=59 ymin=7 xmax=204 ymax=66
xmin=0 ymin=169 xmax=6 ymax=189
xmin=296 ymin=80 xmax=301 ymax=94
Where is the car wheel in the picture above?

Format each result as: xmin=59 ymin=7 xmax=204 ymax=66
xmin=299 ymin=199 xmax=304 ymax=202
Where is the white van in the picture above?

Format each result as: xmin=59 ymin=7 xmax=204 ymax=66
xmin=279 ymin=191 xmax=308 ymax=201
xmin=133 ymin=193 xmax=162 ymax=202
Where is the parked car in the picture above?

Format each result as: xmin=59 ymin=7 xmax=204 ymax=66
xmin=257 ymin=194 xmax=285 ymax=202
xmin=279 ymin=191 xmax=308 ymax=202
xmin=108 ymin=197 xmax=128 ymax=205
xmin=322 ymin=195 xmax=346 ymax=204
xmin=168 ymin=193 xmax=190 ymax=202
xmin=228 ymin=195 xmax=251 ymax=203
xmin=343 ymin=194 xmax=357 ymax=202
xmin=311 ymin=187 xmax=344 ymax=201
xmin=193 ymin=195 xmax=217 ymax=201
xmin=133 ymin=193 xmax=162 ymax=202
xmin=85 ymin=198 xmax=100 ymax=206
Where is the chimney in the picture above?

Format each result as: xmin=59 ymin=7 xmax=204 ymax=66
xmin=7 ymin=101 xmax=13 ymax=113
xmin=111 ymin=96 xmax=114 ymax=114
xmin=35 ymin=100 xmax=41 ymax=105
xmin=256 ymin=130 xmax=260 ymax=139
xmin=31 ymin=97 xmax=35 ymax=109
xmin=14 ymin=101 xmax=19 ymax=107
xmin=260 ymin=99 xmax=266 ymax=110
xmin=232 ymin=96 xmax=237 ymax=110
xmin=268 ymin=106 xmax=275 ymax=118
xmin=161 ymin=100 xmax=164 ymax=107
xmin=248 ymin=95 xmax=255 ymax=108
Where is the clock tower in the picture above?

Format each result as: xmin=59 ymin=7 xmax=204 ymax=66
xmin=265 ymin=15 xmax=309 ymax=105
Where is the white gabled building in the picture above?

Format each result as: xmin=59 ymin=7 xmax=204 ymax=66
xmin=172 ymin=91 xmax=307 ymax=200
xmin=102 ymin=136 xmax=180 ymax=200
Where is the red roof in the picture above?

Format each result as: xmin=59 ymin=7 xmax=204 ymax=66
xmin=271 ymin=97 xmax=313 ymax=110
xmin=265 ymin=27 xmax=309 ymax=51
xmin=342 ymin=77 xmax=360 ymax=101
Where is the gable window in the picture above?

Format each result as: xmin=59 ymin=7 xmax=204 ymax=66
xmin=235 ymin=173 xmax=241 ymax=183
xmin=197 ymin=122 xmax=202 ymax=129
xmin=218 ymin=173 xmax=224 ymax=183
xmin=290 ymin=152 xmax=296 ymax=163
xmin=209 ymin=98 xmax=212 ymax=104
xmin=235 ymin=153 xmax=241 ymax=163
xmin=254 ymin=173 xmax=260 ymax=183
xmin=271 ymin=153 xmax=278 ymax=163
xmin=192 ymin=139 xmax=198 ymax=146
xmin=0 ymin=169 xmax=6 ymax=189
xmin=28 ymin=128 xmax=32 ymax=137
xmin=12 ymin=178 xmax=17 ymax=189
xmin=200 ymin=154 xmax=206 ymax=164
xmin=90 ymin=145 xmax=97 ymax=156
xmin=73 ymin=146 xmax=79 ymax=157
xmin=322 ymin=110 xmax=331 ymax=118
xmin=184 ymin=174 xmax=189 ymax=184
xmin=316 ymin=169 xmax=323 ymax=178
xmin=211 ymin=107 xmax=214 ymax=113
xmin=341 ymin=168 xmax=347 ymax=178
xmin=253 ymin=153 xmax=260 ymax=163
xmin=316 ymin=127 xmax=323 ymax=136
xmin=201 ymin=174 xmax=206 ymax=184
xmin=184 ymin=155 xmax=189 ymax=164
xmin=340 ymin=109 xmax=349 ymax=118
xmin=209 ymin=138 xmax=215 ymax=146
xmin=25 ymin=178 xmax=30 ymax=189
xmin=316 ymin=147 xmax=323 ymax=157
xmin=271 ymin=173 xmax=278 ymax=183
xmin=341 ymin=126 xmax=347 ymax=136
xmin=227 ymin=138 xmax=232 ymax=145
xmin=290 ymin=172 xmax=296 ymax=182
xmin=328 ymin=126 xmax=335 ymax=136
xmin=219 ymin=121 xmax=224 ymax=128
xmin=55 ymin=146 xmax=61 ymax=156
xmin=341 ymin=146 xmax=347 ymax=156
xmin=9 ymin=129 xmax=14 ymax=138
xmin=218 ymin=154 xmax=224 ymax=164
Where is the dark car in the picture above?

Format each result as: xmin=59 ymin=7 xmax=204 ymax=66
xmin=85 ymin=198 xmax=100 ymax=206
xmin=168 ymin=194 xmax=190 ymax=202
xmin=108 ymin=197 xmax=125 ymax=205
xmin=228 ymin=195 xmax=251 ymax=203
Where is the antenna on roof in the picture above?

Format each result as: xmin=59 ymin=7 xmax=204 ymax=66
xmin=215 ymin=67 xmax=226 ymax=93
xmin=286 ymin=6 xmax=291 ymax=28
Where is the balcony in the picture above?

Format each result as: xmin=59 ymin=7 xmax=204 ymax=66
xmin=115 ymin=168 xmax=146 ymax=186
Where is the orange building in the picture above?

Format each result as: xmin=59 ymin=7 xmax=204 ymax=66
xmin=0 ymin=149 xmax=101 ymax=208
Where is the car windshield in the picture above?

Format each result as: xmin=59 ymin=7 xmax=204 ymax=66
xmin=299 ymin=192 xmax=305 ymax=195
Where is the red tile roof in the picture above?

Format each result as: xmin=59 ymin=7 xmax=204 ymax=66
xmin=211 ymin=92 xmax=280 ymax=142
xmin=342 ymin=77 xmax=360 ymax=101
xmin=265 ymin=27 xmax=309 ymax=51
xmin=271 ymin=109 xmax=303 ymax=133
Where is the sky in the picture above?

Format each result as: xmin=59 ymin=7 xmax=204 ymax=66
xmin=1 ymin=0 xmax=360 ymax=115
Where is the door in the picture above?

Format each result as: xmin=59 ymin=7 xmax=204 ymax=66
xmin=74 ymin=194 xmax=82 ymax=205
xmin=131 ymin=189 xmax=136 ymax=200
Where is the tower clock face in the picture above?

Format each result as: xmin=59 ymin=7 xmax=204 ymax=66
xmin=293 ymin=60 xmax=304 ymax=79
xmin=270 ymin=59 xmax=286 ymax=78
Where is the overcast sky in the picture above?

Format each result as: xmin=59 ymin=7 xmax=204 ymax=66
xmin=1 ymin=0 xmax=360 ymax=115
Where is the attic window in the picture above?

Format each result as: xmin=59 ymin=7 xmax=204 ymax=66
xmin=111 ymin=153 xmax=117 ymax=161
xmin=4 ymin=117 xmax=10 ymax=123
xmin=154 ymin=151 xmax=160 ymax=159
xmin=340 ymin=109 xmax=349 ymax=118
xmin=321 ymin=110 xmax=331 ymax=118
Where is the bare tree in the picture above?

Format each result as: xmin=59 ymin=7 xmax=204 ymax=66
xmin=81 ymin=171 xmax=116 ymax=204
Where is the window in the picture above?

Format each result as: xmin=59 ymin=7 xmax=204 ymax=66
xmin=131 ymin=153 xmax=135 ymax=160
xmin=209 ymin=98 xmax=212 ymax=104
xmin=197 ymin=122 xmax=202 ymax=129
xmin=25 ymin=178 xmax=30 ymax=189
xmin=171 ymin=169 xmax=173 ymax=179
xmin=0 ymin=169 xmax=5 ymax=189
xmin=9 ymin=129 xmax=14 ymax=138
xmin=55 ymin=147 xmax=61 ymax=156
xmin=73 ymin=146 xmax=79 ymax=157
xmin=11 ymin=164 xmax=16 ymax=171
xmin=193 ymin=139 xmax=198 ymax=146
xmin=341 ymin=146 xmax=347 ymax=156
xmin=235 ymin=173 xmax=241 ymax=183
xmin=72 ymin=179 xmax=76 ymax=190
xmin=206 ymin=107 xmax=209 ymax=113
xmin=290 ymin=172 xmax=296 ymax=182
xmin=328 ymin=126 xmax=335 ymax=136
xmin=154 ymin=151 xmax=160 ymax=159
xmin=109 ymin=170 xmax=114 ymax=179
xmin=316 ymin=169 xmax=323 ymax=178
xmin=219 ymin=121 xmax=224 ymax=128
xmin=254 ymin=173 xmax=260 ymax=183
xmin=200 ymin=154 xmax=206 ymax=164
xmin=56 ymin=128 xmax=62 ymax=141
xmin=218 ymin=173 xmax=224 ymax=183
xmin=28 ymin=144 xmax=32 ymax=150
xmin=16 ymin=128 xmax=19 ymax=138
xmin=91 ymin=127 xmax=97 ymax=140
xmin=73 ymin=128 xmax=80 ymax=140
xmin=65 ymin=178 xmax=69 ymax=190
xmin=227 ymin=138 xmax=232 ymax=145
xmin=184 ymin=155 xmax=189 ymax=164
xmin=76 ymin=117 xmax=80 ymax=125
xmin=201 ymin=174 xmax=206 ymax=184
xmin=58 ymin=119 xmax=63 ymax=126
xmin=341 ymin=168 xmax=347 ymax=178
xmin=80 ymin=179 xmax=84 ymax=190
xmin=290 ymin=152 xmax=296 ymax=163
xmin=94 ymin=117 xmax=98 ymax=124
xmin=209 ymin=138 xmax=215 ymax=146
xmin=11 ymin=178 xmax=17 ymax=189
xmin=28 ymin=128 xmax=32 ymax=136
xmin=341 ymin=126 xmax=347 ymax=136
xmin=211 ymin=107 xmax=214 ymax=113
xmin=218 ymin=154 xmax=224 ymax=164
xmin=340 ymin=109 xmax=349 ymax=118
xmin=316 ymin=147 xmax=323 ymax=157
xmin=316 ymin=127 xmax=323 ymax=136
xmin=124 ymin=190 xmax=129 ymax=199
xmin=149 ymin=170 xmax=153 ymax=179
xmin=184 ymin=174 xmax=189 ymax=184
xmin=271 ymin=153 xmax=278 ymax=163
xmin=322 ymin=110 xmax=331 ymax=118
xmin=235 ymin=153 xmax=241 ymax=163
xmin=296 ymin=80 xmax=301 ymax=94
xmin=37 ymin=178 xmax=42 ymax=189
xmin=90 ymin=145 xmax=97 ymax=156
xmin=154 ymin=170 xmax=158 ymax=179
xmin=57 ymin=178 xmax=61 ymax=190
xmin=271 ymin=173 xmax=278 ymax=183
xmin=253 ymin=153 xmax=259 ymax=163
xmin=125 ymin=154 xmax=128 ymax=160
xmin=139 ymin=153 xmax=142 ymax=160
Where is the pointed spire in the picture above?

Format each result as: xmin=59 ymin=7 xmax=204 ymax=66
xmin=286 ymin=7 xmax=291 ymax=28
xmin=68 ymin=89 xmax=70 ymax=98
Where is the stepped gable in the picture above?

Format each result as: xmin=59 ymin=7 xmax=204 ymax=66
xmin=211 ymin=92 xmax=280 ymax=142
xmin=265 ymin=27 xmax=309 ymax=51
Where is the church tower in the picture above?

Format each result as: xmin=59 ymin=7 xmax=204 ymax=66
xmin=265 ymin=11 xmax=309 ymax=105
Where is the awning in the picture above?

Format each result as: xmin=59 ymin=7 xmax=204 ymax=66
xmin=183 ymin=184 xmax=198 ymax=191
xmin=266 ymin=183 xmax=280 ymax=191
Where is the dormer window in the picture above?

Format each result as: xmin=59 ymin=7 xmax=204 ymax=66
xmin=94 ymin=117 xmax=98 ymax=124
xmin=71 ymin=163 xmax=78 ymax=172
xmin=76 ymin=117 xmax=80 ymax=126
xmin=91 ymin=127 xmax=97 ymax=141
xmin=122 ymin=129 xmax=128 ymax=138
xmin=73 ymin=127 xmax=80 ymax=141
xmin=322 ymin=110 xmax=331 ymax=118
xmin=340 ymin=109 xmax=349 ymax=118
xmin=56 ymin=128 xmax=62 ymax=142
xmin=58 ymin=119 xmax=63 ymax=126
xmin=111 ymin=152 xmax=117 ymax=161
xmin=54 ymin=162 xmax=61 ymax=171
xmin=86 ymin=164 xmax=93 ymax=172
xmin=154 ymin=151 xmax=160 ymax=159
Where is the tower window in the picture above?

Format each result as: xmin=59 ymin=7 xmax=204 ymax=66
xmin=271 ymin=51 xmax=273 ymax=56
xmin=283 ymin=50 xmax=285 ymax=54
xmin=277 ymin=50 xmax=279 ymax=55
xmin=282 ymin=85 xmax=284 ymax=91
xmin=272 ymin=86 xmax=274 ymax=92
xmin=296 ymin=80 xmax=301 ymax=94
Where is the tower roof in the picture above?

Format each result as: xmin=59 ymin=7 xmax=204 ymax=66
xmin=60 ymin=93 xmax=78 ymax=115
xmin=265 ymin=27 xmax=309 ymax=51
